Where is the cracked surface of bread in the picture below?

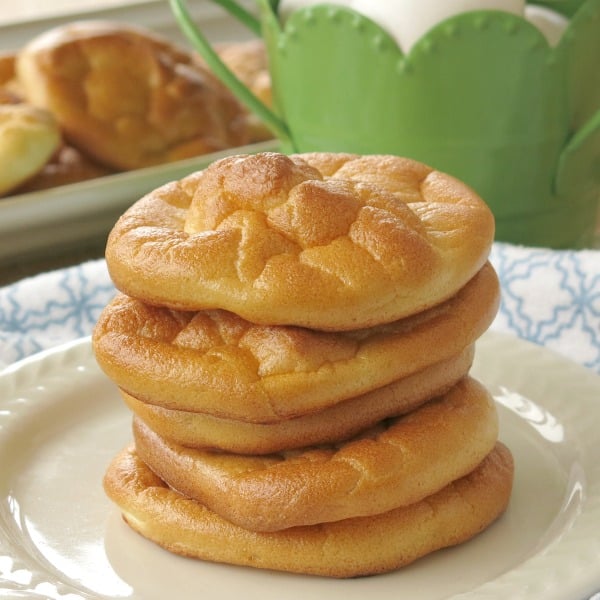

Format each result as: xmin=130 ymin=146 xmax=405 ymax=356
xmin=104 ymin=151 xmax=495 ymax=329
xmin=103 ymin=442 xmax=513 ymax=577
xmin=92 ymin=262 xmax=499 ymax=422
xmin=132 ymin=376 xmax=499 ymax=532
xmin=120 ymin=346 xmax=474 ymax=454
xmin=15 ymin=21 xmax=249 ymax=170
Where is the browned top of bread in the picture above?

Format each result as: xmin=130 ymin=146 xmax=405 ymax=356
xmin=105 ymin=152 xmax=495 ymax=329
xmin=15 ymin=20 xmax=249 ymax=170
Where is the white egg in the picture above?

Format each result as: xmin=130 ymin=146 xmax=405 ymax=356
xmin=350 ymin=0 xmax=525 ymax=52
xmin=525 ymin=4 xmax=569 ymax=46
xmin=277 ymin=1 xmax=567 ymax=53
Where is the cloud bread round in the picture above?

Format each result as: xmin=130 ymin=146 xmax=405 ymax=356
xmin=15 ymin=144 xmax=113 ymax=193
xmin=104 ymin=151 xmax=495 ymax=329
xmin=15 ymin=20 xmax=249 ymax=171
xmin=132 ymin=376 xmax=498 ymax=532
xmin=92 ymin=261 xmax=499 ymax=422
xmin=121 ymin=346 xmax=474 ymax=454
xmin=104 ymin=442 xmax=513 ymax=578
xmin=0 ymin=103 xmax=60 ymax=196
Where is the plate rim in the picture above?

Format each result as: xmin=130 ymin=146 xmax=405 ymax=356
xmin=0 ymin=331 xmax=599 ymax=600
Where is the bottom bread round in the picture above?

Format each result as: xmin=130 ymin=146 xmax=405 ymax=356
xmin=103 ymin=442 xmax=513 ymax=578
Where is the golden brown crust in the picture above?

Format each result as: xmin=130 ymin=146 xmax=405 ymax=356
xmin=92 ymin=261 xmax=499 ymax=422
xmin=0 ymin=103 xmax=61 ymax=196
xmin=103 ymin=442 xmax=514 ymax=577
xmin=104 ymin=152 xmax=494 ymax=329
xmin=132 ymin=376 xmax=499 ymax=532
xmin=15 ymin=20 xmax=249 ymax=170
xmin=121 ymin=346 xmax=474 ymax=454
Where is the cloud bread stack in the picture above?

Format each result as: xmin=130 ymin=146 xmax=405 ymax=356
xmin=94 ymin=151 xmax=513 ymax=578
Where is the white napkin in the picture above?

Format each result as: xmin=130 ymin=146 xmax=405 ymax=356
xmin=1 ymin=243 xmax=599 ymax=374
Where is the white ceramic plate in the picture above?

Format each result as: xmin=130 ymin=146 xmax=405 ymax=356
xmin=0 ymin=331 xmax=599 ymax=600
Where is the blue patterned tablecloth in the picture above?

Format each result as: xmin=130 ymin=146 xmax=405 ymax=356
xmin=1 ymin=242 xmax=599 ymax=374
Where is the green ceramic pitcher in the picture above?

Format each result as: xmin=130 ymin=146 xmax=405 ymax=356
xmin=171 ymin=0 xmax=600 ymax=248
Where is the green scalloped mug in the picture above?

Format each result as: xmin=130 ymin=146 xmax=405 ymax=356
xmin=171 ymin=0 xmax=600 ymax=248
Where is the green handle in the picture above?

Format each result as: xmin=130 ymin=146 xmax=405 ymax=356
xmin=555 ymin=107 xmax=600 ymax=196
xmin=169 ymin=0 xmax=292 ymax=146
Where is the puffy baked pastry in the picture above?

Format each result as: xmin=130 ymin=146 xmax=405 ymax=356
xmin=96 ymin=150 xmax=512 ymax=578
xmin=93 ymin=262 xmax=499 ymax=422
xmin=132 ymin=376 xmax=498 ymax=531
xmin=104 ymin=442 xmax=513 ymax=577
xmin=15 ymin=21 xmax=250 ymax=170
xmin=0 ymin=103 xmax=61 ymax=196
xmin=104 ymin=151 xmax=495 ymax=330
xmin=120 ymin=346 xmax=474 ymax=454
